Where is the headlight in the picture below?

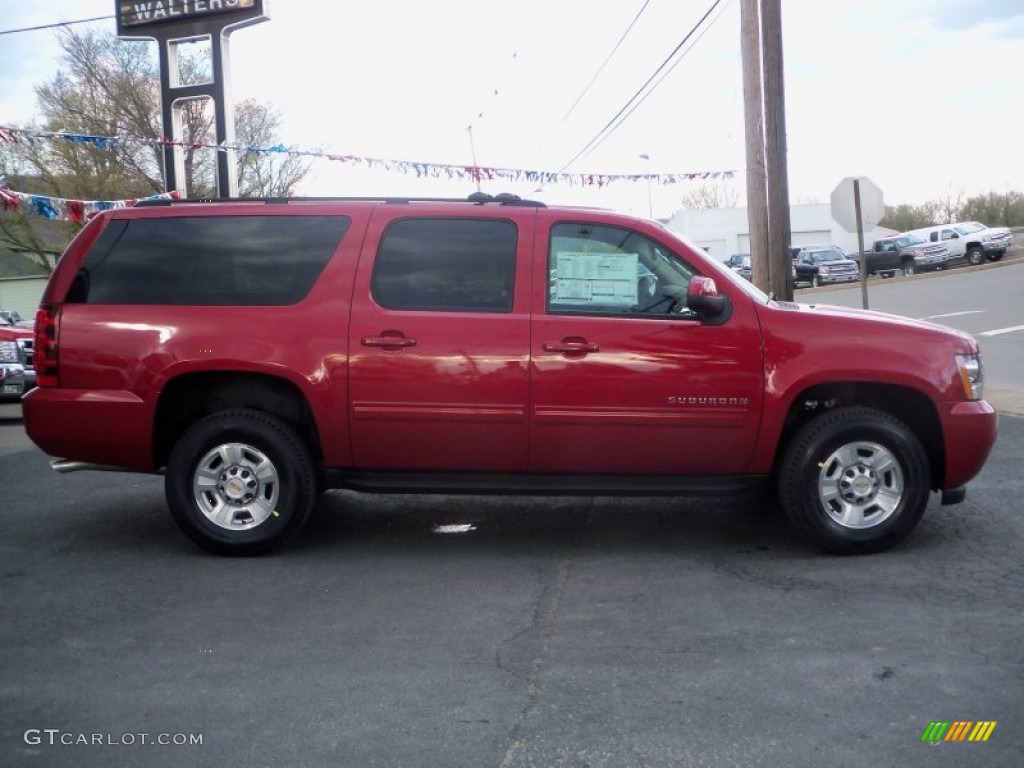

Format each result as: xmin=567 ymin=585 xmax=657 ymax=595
xmin=818 ymin=266 xmax=830 ymax=275
xmin=0 ymin=341 xmax=19 ymax=363
xmin=955 ymin=353 xmax=983 ymax=401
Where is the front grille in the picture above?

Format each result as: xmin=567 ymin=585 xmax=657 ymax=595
xmin=17 ymin=339 xmax=32 ymax=369
xmin=828 ymin=264 xmax=858 ymax=275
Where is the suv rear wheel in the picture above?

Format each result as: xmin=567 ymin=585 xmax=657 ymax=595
xmin=778 ymin=407 xmax=930 ymax=554
xmin=165 ymin=409 xmax=316 ymax=555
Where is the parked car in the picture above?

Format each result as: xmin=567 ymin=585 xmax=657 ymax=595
xmin=792 ymin=246 xmax=860 ymax=287
xmin=725 ymin=253 xmax=795 ymax=284
xmin=906 ymin=221 xmax=1013 ymax=265
xmin=854 ymin=234 xmax=950 ymax=277
xmin=0 ymin=362 xmax=26 ymax=401
xmin=22 ymin=193 xmax=997 ymax=556
xmin=725 ymin=253 xmax=752 ymax=280
xmin=0 ymin=317 xmax=34 ymax=401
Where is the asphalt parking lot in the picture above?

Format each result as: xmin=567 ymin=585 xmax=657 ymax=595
xmin=1 ymin=401 xmax=1022 ymax=767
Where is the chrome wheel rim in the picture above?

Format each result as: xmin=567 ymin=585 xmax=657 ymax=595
xmin=817 ymin=441 xmax=903 ymax=529
xmin=192 ymin=442 xmax=280 ymax=530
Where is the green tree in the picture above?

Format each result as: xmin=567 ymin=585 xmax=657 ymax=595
xmin=960 ymin=191 xmax=1024 ymax=227
xmin=1 ymin=28 xmax=309 ymax=269
xmin=878 ymin=203 xmax=935 ymax=232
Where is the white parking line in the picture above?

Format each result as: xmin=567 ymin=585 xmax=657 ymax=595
xmin=919 ymin=310 xmax=986 ymax=320
xmin=979 ymin=325 xmax=1024 ymax=337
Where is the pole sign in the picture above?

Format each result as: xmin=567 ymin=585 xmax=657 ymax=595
xmin=115 ymin=0 xmax=269 ymax=198
xmin=117 ymin=0 xmax=265 ymax=35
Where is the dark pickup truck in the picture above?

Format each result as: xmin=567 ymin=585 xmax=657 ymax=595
xmin=854 ymin=234 xmax=951 ymax=278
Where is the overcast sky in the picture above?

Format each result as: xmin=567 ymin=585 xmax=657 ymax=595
xmin=1 ymin=0 xmax=1022 ymax=218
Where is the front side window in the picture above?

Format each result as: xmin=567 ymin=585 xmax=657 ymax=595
xmin=69 ymin=215 xmax=349 ymax=305
xmin=371 ymin=218 xmax=516 ymax=312
xmin=548 ymin=223 xmax=697 ymax=318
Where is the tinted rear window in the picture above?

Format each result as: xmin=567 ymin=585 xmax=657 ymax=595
xmin=67 ymin=215 xmax=349 ymax=305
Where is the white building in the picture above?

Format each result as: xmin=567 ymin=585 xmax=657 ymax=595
xmin=665 ymin=203 xmax=897 ymax=261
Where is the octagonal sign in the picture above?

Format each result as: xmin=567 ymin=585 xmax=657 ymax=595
xmin=831 ymin=177 xmax=884 ymax=233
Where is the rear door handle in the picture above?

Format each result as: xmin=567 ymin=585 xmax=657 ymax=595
xmin=362 ymin=333 xmax=417 ymax=349
xmin=543 ymin=338 xmax=600 ymax=356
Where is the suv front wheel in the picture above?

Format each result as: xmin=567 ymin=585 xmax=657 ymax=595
xmin=165 ymin=409 xmax=317 ymax=555
xmin=778 ymin=407 xmax=930 ymax=554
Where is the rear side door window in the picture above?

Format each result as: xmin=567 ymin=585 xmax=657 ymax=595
xmin=371 ymin=218 xmax=517 ymax=312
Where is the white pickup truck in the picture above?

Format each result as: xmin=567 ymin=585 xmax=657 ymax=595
xmin=907 ymin=221 xmax=1013 ymax=266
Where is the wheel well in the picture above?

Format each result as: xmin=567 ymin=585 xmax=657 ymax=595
xmin=775 ymin=383 xmax=945 ymax=487
xmin=153 ymin=372 xmax=323 ymax=470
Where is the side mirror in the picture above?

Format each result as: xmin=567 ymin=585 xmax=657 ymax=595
xmin=687 ymin=276 xmax=727 ymax=317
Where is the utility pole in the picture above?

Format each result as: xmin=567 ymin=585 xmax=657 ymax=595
xmin=741 ymin=0 xmax=793 ymax=301
xmin=762 ymin=0 xmax=792 ymax=301
xmin=740 ymin=0 xmax=769 ymax=294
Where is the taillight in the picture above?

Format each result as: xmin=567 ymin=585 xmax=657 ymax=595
xmin=34 ymin=304 xmax=60 ymax=387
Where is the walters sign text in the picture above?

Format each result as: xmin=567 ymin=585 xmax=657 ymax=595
xmin=118 ymin=0 xmax=257 ymax=28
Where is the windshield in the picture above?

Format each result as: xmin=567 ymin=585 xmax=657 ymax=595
xmin=955 ymin=222 xmax=985 ymax=234
xmin=656 ymin=222 xmax=772 ymax=304
xmin=811 ymin=250 xmax=845 ymax=264
xmin=894 ymin=234 xmax=925 ymax=247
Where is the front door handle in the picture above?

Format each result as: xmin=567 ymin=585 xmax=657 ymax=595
xmin=362 ymin=333 xmax=417 ymax=349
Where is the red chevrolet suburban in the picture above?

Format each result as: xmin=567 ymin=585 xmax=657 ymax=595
xmin=22 ymin=194 xmax=997 ymax=555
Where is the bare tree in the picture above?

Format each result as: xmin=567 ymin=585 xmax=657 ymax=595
xmin=678 ymin=181 xmax=740 ymax=210
xmin=934 ymin=187 xmax=964 ymax=224
xmin=1 ymin=28 xmax=310 ymax=268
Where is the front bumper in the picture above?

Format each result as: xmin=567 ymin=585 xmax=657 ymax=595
xmin=0 ymin=363 xmax=27 ymax=400
xmin=820 ymin=272 xmax=860 ymax=284
xmin=941 ymin=399 xmax=998 ymax=490
xmin=914 ymin=253 xmax=950 ymax=267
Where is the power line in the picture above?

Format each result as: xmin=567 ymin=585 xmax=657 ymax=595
xmin=594 ymin=0 xmax=734 ymax=153
xmin=562 ymin=0 xmax=652 ymax=121
xmin=0 ymin=15 xmax=114 ymax=37
xmin=556 ymin=0 xmax=726 ymax=174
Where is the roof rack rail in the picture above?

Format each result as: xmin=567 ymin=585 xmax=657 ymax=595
xmin=134 ymin=193 xmax=546 ymax=208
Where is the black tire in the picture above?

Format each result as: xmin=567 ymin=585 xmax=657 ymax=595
xmin=880 ymin=270 xmax=893 ymax=279
xmin=778 ymin=407 xmax=931 ymax=555
xmin=987 ymin=250 xmax=1003 ymax=262
xmin=967 ymin=246 xmax=985 ymax=266
xmin=902 ymin=261 xmax=915 ymax=276
xmin=811 ymin=274 xmax=821 ymax=288
xmin=165 ymin=409 xmax=317 ymax=555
